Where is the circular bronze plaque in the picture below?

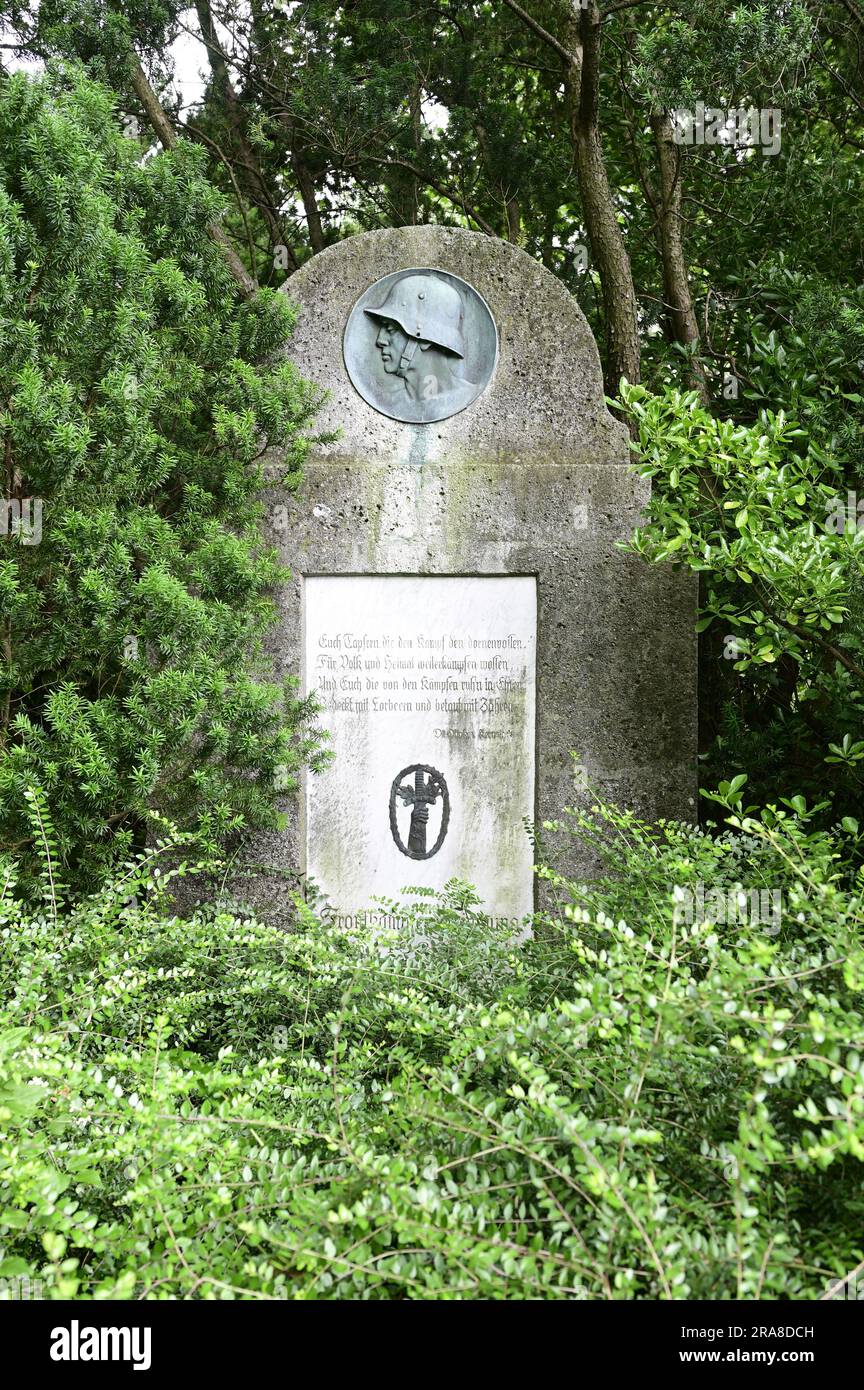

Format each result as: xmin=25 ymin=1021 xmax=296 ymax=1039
xmin=344 ymin=267 xmax=497 ymax=424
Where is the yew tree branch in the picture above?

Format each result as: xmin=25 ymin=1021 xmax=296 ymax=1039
xmin=129 ymin=58 xmax=258 ymax=298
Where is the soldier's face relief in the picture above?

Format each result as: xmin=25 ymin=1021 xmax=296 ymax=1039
xmin=375 ymin=319 xmax=408 ymax=372
xmin=345 ymin=268 xmax=497 ymax=422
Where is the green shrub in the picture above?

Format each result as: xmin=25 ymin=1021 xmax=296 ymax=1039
xmin=0 ymin=67 xmax=325 ymax=894
xmin=622 ymin=383 xmax=864 ymax=822
xmin=1 ymin=796 xmax=862 ymax=1300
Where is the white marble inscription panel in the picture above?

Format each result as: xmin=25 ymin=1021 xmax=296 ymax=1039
xmin=303 ymin=576 xmax=536 ymax=925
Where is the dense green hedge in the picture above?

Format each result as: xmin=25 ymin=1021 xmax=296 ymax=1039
xmin=0 ymin=68 xmax=325 ymax=895
xmin=1 ymin=797 xmax=862 ymax=1299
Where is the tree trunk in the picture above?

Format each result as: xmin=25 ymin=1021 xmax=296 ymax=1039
xmin=129 ymin=59 xmax=258 ymax=297
xmin=195 ymin=1 xmax=297 ymax=271
xmin=506 ymin=196 xmax=522 ymax=243
xmin=650 ymin=111 xmax=708 ymax=401
xmin=568 ymin=5 xmax=640 ymax=388
xmin=503 ymin=0 xmax=640 ymax=388
xmin=293 ymin=155 xmax=326 ymax=253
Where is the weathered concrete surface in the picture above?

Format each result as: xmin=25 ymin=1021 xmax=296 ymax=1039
xmin=233 ymin=227 xmax=697 ymax=923
xmin=277 ymin=225 xmax=627 ymax=469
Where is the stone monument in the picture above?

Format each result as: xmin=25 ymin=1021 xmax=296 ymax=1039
xmin=248 ymin=226 xmax=697 ymax=926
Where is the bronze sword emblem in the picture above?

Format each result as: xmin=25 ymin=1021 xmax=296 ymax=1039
xmin=389 ymin=764 xmax=450 ymax=859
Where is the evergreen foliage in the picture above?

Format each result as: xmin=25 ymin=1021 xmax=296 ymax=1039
xmin=1 ymin=803 xmax=861 ymax=1300
xmin=0 ymin=67 xmax=325 ymax=892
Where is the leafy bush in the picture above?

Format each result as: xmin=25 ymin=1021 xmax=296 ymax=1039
xmin=1 ymin=797 xmax=862 ymax=1300
xmin=0 ymin=68 xmax=324 ymax=894
xmin=623 ymin=383 xmax=864 ymax=821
